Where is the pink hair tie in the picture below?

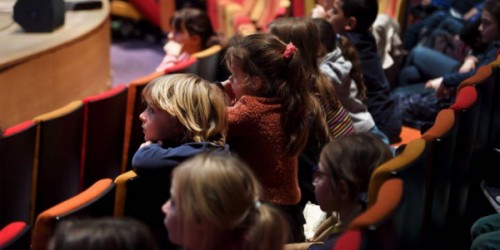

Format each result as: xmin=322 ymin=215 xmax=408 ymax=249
xmin=283 ymin=43 xmax=298 ymax=59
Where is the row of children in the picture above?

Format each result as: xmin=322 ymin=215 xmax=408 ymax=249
xmin=45 ymin=0 xmax=500 ymax=249
xmin=104 ymin=1 xmax=399 ymax=246
xmin=105 ymin=0 xmax=411 ymax=249
xmin=48 ymin=1 xmax=398 ymax=247
xmin=47 ymin=132 xmax=391 ymax=250
xmin=154 ymin=0 xmax=403 ymax=144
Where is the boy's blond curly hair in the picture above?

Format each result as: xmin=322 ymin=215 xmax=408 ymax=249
xmin=142 ymin=73 xmax=228 ymax=146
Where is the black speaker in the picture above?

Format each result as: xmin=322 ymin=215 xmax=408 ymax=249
xmin=13 ymin=0 xmax=65 ymax=32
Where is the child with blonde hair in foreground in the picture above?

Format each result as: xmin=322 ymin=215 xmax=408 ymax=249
xmin=162 ymin=154 xmax=287 ymax=250
xmin=130 ymin=73 xmax=230 ymax=249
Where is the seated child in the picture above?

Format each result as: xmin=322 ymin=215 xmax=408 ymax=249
xmin=130 ymin=73 xmax=230 ymax=249
xmin=394 ymin=0 xmax=500 ymax=129
xmin=291 ymin=133 xmax=393 ymax=250
xmin=312 ymin=17 xmax=390 ymax=145
xmin=156 ymin=8 xmax=220 ymax=72
xmin=312 ymin=0 xmax=403 ymax=143
xmin=132 ymin=73 xmax=230 ymax=171
xmin=162 ymin=153 xmax=288 ymax=250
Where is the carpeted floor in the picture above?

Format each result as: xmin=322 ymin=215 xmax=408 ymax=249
xmin=110 ymin=39 xmax=165 ymax=87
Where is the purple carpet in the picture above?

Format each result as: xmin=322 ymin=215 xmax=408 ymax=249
xmin=110 ymin=39 xmax=165 ymax=87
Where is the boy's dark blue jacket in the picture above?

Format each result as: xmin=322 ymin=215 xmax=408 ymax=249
xmin=443 ymin=41 xmax=500 ymax=88
xmin=132 ymin=142 xmax=230 ymax=172
xmin=345 ymin=31 xmax=402 ymax=143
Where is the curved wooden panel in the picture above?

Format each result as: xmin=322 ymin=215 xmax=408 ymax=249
xmin=0 ymin=0 xmax=111 ymax=128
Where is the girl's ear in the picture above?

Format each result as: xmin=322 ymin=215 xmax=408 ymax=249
xmin=249 ymin=76 xmax=263 ymax=94
xmin=344 ymin=16 xmax=357 ymax=31
xmin=191 ymin=34 xmax=201 ymax=44
xmin=338 ymin=179 xmax=350 ymax=201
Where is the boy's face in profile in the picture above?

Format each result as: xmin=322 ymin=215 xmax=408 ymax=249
xmin=139 ymin=104 xmax=180 ymax=142
xmin=326 ymin=0 xmax=350 ymax=34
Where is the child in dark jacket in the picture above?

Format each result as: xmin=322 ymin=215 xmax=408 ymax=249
xmin=130 ymin=73 xmax=230 ymax=249
xmin=313 ymin=0 xmax=402 ymax=143
xmin=132 ymin=73 xmax=230 ymax=170
xmin=394 ymin=0 xmax=500 ymax=129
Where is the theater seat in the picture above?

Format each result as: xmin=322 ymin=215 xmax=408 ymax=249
xmin=192 ymin=45 xmax=225 ymax=82
xmin=0 ymin=121 xmax=36 ymax=226
xmin=32 ymin=100 xmax=85 ymax=220
xmin=31 ymin=179 xmax=115 ymax=250
xmin=81 ymin=85 xmax=128 ymax=189
xmin=0 ymin=221 xmax=31 ymax=250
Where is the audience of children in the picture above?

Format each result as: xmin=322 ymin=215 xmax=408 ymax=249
xmin=156 ymin=8 xmax=220 ymax=72
xmin=25 ymin=1 xmax=500 ymax=249
xmin=130 ymin=73 xmax=230 ymax=249
xmin=48 ymin=218 xmax=158 ymax=250
xmin=162 ymin=153 xmax=288 ymax=250
xmin=312 ymin=0 xmax=402 ymax=144
xmin=222 ymin=33 xmax=319 ymax=243
xmin=394 ymin=0 xmax=500 ymax=130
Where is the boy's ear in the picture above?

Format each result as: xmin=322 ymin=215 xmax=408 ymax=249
xmin=173 ymin=118 xmax=185 ymax=133
xmin=344 ymin=16 xmax=357 ymax=31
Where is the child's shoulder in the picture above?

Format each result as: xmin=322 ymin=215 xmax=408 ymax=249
xmin=229 ymin=96 xmax=282 ymax=112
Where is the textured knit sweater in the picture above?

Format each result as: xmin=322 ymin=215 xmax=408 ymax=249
xmin=227 ymin=95 xmax=301 ymax=205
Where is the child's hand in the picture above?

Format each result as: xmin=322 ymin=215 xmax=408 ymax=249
xmin=424 ymin=77 xmax=443 ymax=91
xmin=459 ymin=56 xmax=477 ymax=73
xmin=221 ymin=79 xmax=231 ymax=87
xmin=311 ymin=4 xmax=327 ymax=19
xmin=164 ymin=41 xmax=183 ymax=56
xmin=426 ymin=77 xmax=451 ymax=99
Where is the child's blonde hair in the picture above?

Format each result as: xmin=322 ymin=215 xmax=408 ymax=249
xmin=142 ymin=74 xmax=228 ymax=146
xmin=172 ymin=154 xmax=287 ymax=250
